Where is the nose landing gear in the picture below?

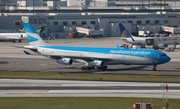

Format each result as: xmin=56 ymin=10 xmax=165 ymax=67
xmin=97 ymin=66 xmax=107 ymax=70
xmin=152 ymin=65 xmax=157 ymax=71
xmin=81 ymin=66 xmax=108 ymax=70
xmin=81 ymin=66 xmax=92 ymax=70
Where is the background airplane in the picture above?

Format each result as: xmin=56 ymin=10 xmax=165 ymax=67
xmin=0 ymin=33 xmax=26 ymax=43
xmin=119 ymin=23 xmax=147 ymax=47
xmin=23 ymin=22 xmax=171 ymax=71
xmin=119 ymin=23 xmax=180 ymax=50
xmin=0 ymin=26 xmax=45 ymax=43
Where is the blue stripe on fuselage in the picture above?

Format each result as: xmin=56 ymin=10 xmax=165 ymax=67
xmin=39 ymin=45 xmax=162 ymax=58
xmin=27 ymin=35 xmax=38 ymax=42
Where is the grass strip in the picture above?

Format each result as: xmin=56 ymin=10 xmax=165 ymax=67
xmin=0 ymin=97 xmax=179 ymax=109
xmin=0 ymin=71 xmax=180 ymax=82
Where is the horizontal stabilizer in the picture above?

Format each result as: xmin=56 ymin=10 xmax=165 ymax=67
xmin=23 ymin=50 xmax=31 ymax=55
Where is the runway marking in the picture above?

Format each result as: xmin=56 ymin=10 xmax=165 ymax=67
xmin=39 ymin=64 xmax=47 ymax=66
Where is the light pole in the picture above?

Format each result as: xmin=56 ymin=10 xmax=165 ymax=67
xmin=33 ymin=0 xmax=34 ymax=15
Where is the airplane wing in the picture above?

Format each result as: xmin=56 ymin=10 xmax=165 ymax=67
xmin=49 ymin=55 xmax=114 ymax=62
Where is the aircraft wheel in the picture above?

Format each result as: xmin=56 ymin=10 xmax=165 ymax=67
xmin=91 ymin=66 xmax=95 ymax=69
xmin=152 ymin=65 xmax=157 ymax=71
xmin=97 ymin=67 xmax=101 ymax=69
xmin=81 ymin=66 xmax=91 ymax=70
xmin=152 ymin=68 xmax=156 ymax=71
xmin=97 ymin=66 xmax=108 ymax=70
xmin=81 ymin=67 xmax=86 ymax=70
xmin=86 ymin=67 xmax=91 ymax=70
xmin=18 ymin=40 xmax=21 ymax=43
xmin=103 ymin=66 xmax=107 ymax=70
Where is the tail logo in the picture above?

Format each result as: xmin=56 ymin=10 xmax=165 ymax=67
xmin=37 ymin=26 xmax=45 ymax=37
xmin=122 ymin=30 xmax=135 ymax=41
xmin=122 ymin=30 xmax=130 ymax=38
xmin=119 ymin=23 xmax=135 ymax=41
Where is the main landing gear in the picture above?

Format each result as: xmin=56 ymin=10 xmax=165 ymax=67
xmin=152 ymin=65 xmax=157 ymax=71
xmin=81 ymin=66 xmax=93 ymax=70
xmin=97 ymin=66 xmax=107 ymax=70
xmin=81 ymin=66 xmax=108 ymax=70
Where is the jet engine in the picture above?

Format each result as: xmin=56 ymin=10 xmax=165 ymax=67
xmin=88 ymin=60 xmax=104 ymax=67
xmin=56 ymin=58 xmax=73 ymax=65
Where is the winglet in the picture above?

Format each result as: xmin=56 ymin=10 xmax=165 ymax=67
xmin=118 ymin=23 xmax=135 ymax=41
xmin=115 ymin=44 xmax=120 ymax=48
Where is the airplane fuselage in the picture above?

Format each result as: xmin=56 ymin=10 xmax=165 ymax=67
xmin=0 ymin=33 xmax=27 ymax=40
xmin=122 ymin=35 xmax=146 ymax=45
xmin=37 ymin=46 xmax=170 ymax=65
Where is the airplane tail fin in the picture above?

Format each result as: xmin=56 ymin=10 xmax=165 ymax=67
xmin=23 ymin=22 xmax=48 ymax=47
xmin=118 ymin=23 xmax=135 ymax=41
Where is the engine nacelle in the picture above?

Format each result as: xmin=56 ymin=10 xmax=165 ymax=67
xmin=88 ymin=60 xmax=103 ymax=67
xmin=56 ymin=58 xmax=73 ymax=65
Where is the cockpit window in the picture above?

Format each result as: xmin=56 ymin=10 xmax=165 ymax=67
xmin=160 ymin=53 xmax=167 ymax=56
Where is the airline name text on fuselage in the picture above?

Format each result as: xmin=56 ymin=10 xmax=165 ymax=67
xmin=109 ymin=50 xmax=151 ymax=55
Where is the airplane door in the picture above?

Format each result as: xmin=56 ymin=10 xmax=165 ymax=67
xmin=152 ymin=52 xmax=158 ymax=59
xmin=152 ymin=52 xmax=155 ymax=58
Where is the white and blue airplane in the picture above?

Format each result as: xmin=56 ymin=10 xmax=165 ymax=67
xmin=119 ymin=23 xmax=147 ymax=46
xmin=23 ymin=22 xmax=171 ymax=71
xmin=0 ymin=26 xmax=45 ymax=43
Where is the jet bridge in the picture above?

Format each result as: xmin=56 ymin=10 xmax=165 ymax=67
xmin=76 ymin=27 xmax=106 ymax=37
xmin=146 ymin=35 xmax=180 ymax=49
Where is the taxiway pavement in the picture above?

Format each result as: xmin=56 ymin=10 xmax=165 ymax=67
xmin=0 ymin=37 xmax=180 ymax=75
xmin=0 ymin=79 xmax=179 ymax=98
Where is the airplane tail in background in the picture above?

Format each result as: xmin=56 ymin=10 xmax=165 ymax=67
xmin=118 ymin=23 xmax=135 ymax=41
xmin=23 ymin=22 xmax=48 ymax=47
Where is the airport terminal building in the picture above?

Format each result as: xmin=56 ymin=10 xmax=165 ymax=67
xmin=1 ymin=0 xmax=180 ymax=38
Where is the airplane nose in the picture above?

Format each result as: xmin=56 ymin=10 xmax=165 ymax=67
xmin=158 ymin=56 xmax=171 ymax=64
xmin=166 ymin=56 xmax=171 ymax=62
xmin=162 ymin=56 xmax=171 ymax=64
